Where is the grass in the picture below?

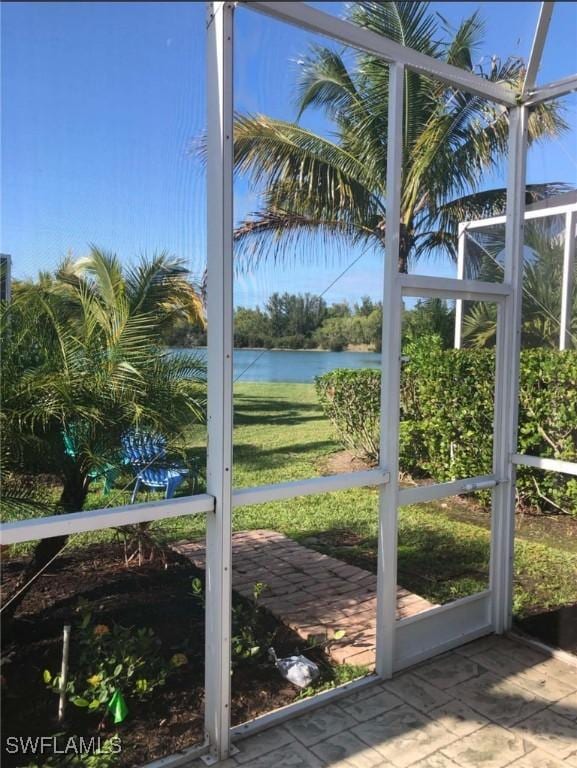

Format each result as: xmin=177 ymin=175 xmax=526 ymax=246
xmin=162 ymin=381 xmax=576 ymax=618
xmin=8 ymin=382 xmax=577 ymax=619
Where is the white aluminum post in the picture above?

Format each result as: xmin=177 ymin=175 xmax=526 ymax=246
xmin=491 ymin=106 xmax=528 ymax=634
xmin=376 ymin=62 xmax=404 ymax=679
xmin=205 ymin=2 xmax=234 ymax=762
xmin=454 ymin=223 xmax=466 ymax=348
xmin=560 ymin=210 xmax=576 ymax=350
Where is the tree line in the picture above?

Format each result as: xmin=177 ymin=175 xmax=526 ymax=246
xmin=167 ymin=292 xmax=383 ymax=351
xmin=235 ymin=293 xmax=385 ymax=351
xmin=167 ymin=292 xmax=459 ymax=352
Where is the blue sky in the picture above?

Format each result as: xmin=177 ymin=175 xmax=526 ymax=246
xmin=1 ymin=1 xmax=576 ymax=308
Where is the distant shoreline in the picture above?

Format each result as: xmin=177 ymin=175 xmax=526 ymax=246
xmin=173 ymin=345 xmax=378 ymax=354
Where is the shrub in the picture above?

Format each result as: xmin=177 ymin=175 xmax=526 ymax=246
xmin=191 ymin=577 xmax=272 ymax=666
xmin=315 ymin=339 xmax=577 ymax=515
xmin=399 ymin=338 xmax=495 ymax=482
xmin=44 ymin=600 xmax=178 ymax=718
xmin=517 ymin=349 xmax=577 ymax=514
xmin=315 ymin=369 xmax=381 ymax=462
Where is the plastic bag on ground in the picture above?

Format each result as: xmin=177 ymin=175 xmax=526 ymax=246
xmin=269 ymin=647 xmax=320 ymax=689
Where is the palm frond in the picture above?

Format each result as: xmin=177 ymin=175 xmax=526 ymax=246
xmin=235 ymin=114 xmax=378 ymax=198
xmin=350 ymin=2 xmax=440 ymax=54
xmin=234 ymin=207 xmax=380 ymax=270
xmin=415 ymin=182 xmax=573 ymax=263
xmin=228 ymin=0 xmax=570 ymax=275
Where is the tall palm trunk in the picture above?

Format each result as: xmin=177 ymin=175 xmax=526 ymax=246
xmin=378 ymin=221 xmax=411 ymax=273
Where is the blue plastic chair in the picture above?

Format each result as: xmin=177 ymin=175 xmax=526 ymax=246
xmin=121 ymin=431 xmax=190 ymax=503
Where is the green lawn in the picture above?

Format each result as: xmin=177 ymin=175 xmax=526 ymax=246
xmin=154 ymin=381 xmax=576 ymax=618
xmin=24 ymin=381 xmax=577 ymax=618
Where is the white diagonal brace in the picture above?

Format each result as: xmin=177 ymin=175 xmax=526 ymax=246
xmin=241 ymin=1 xmax=517 ymax=106
xmin=523 ymin=2 xmax=554 ymax=96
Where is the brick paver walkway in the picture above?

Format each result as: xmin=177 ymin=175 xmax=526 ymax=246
xmin=174 ymin=529 xmax=434 ymax=668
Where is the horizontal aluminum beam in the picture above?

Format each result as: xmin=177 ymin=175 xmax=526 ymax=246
xmin=241 ymin=1 xmax=517 ymax=106
xmin=231 ymin=672 xmax=381 ymax=740
xmin=399 ymin=475 xmax=499 ymax=507
xmin=399 ymin=274 xmax=510 ymax=301
xmin=0 ymin=494 xmax=215 ymax=546
xmin=526 ymin=73 xmax=577 ymax=104
xmin=464 ymin=202 xmax=577 ymax=231
xmin=232 ymin=468 xmax=390 ymax=508
xmin=512 ymin=453 xmax=577 ymax=476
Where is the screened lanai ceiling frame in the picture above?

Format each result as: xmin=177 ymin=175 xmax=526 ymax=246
xmin=454 ymin=200 xmax=577 ymax=352
xmin=1 ymin=2 xmax=576 ymax=765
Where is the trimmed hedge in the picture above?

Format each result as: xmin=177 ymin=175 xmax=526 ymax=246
xmin=315 ymin=368 xmax=381 ymax=460
xmin=315 ymin=338 xmax=577 ymax=515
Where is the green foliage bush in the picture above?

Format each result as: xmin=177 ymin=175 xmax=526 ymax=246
xmin=517 ymin=349 xmax=577 ymax=514
xmin=191 ymin=577 xmax=272 ymax=666
xmin=315 ymin=369 xmax=381 ymax=462
xmin=399 ymin=338 xmax=495 ymax=482
xmin=44 ymin=600 xmax=180 ymax=717
xmin=316 ymin=338 xmax=577 ymax=515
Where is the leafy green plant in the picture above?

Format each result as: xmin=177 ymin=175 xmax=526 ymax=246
xmin=1 ymin=249 xmax=206 ymax=618
xmin=296 ymin=662 xmax=369 ymax=700
xmin=44 ymin=601 xmax=182 ymax=717
xmin=399 ymin=336 xmax=496 ymax=483
xmin=316 ymin=340 xmax=577 ymax=515
xmin=315 ymin=369 xmax=381 ymax=462
xmin=191 ymin=577 xmax=271 ymax=666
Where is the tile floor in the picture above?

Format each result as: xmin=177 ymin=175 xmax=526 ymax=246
xmin=190 ymin=634 xmax=577 ymax=768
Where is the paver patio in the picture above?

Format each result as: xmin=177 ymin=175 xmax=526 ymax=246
xmin=174 ymin=529 xmax=434 ymax=667
xmin=187 ymin=634 xmax=577 ymax=768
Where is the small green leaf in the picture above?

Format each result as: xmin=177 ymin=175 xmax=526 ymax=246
xmin=43 ymin=669 xmax=52 ymax=684
xmin=113 ymin=664 xmax=123 ymax=677
xmin=88 ymin=699 xmax=101 ymax=710
xmin=333 ymin=630 xmax=346 ymax=640
xmin=72 ymin=697 xmax=90 ymax=708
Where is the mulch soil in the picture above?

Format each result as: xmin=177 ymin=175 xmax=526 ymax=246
xmin=1 ymin=543 xmax=325 ymax=767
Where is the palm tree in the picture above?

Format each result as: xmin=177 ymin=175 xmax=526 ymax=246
xmin=232 ymin=2 xmax=568 ymax=274
xmin=462 ymin=217 xmax=577 ymax=347
xmin=1 ymin=249 xmax=206 ymax=618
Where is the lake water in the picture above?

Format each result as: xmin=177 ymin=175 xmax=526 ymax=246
xmin=176 ymin=348 xmax=381 ymax=383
